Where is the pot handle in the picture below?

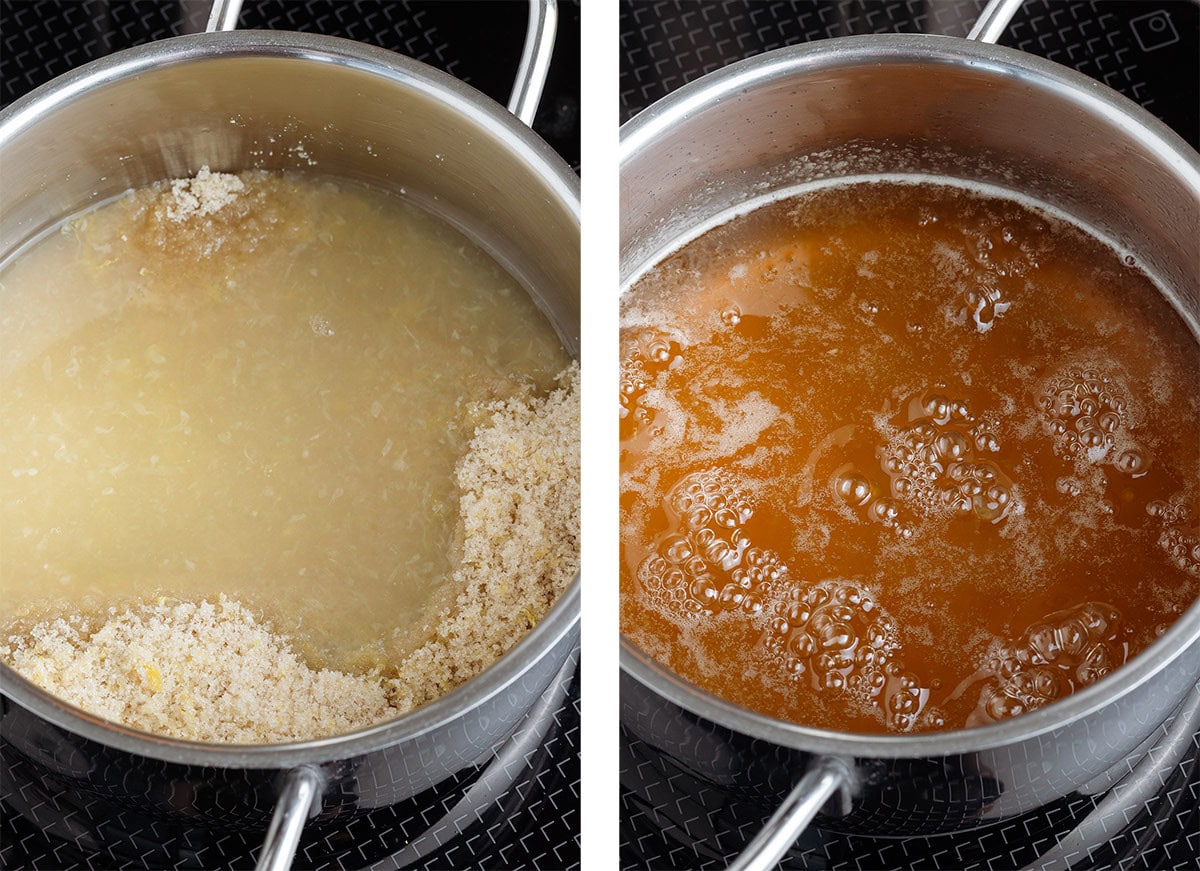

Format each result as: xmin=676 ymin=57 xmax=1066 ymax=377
xmin=254 ymin=764 xmax=326 ymax=871
xmin=966 ymin=0 xmax=1023 ymax=43
xmin=508 ymin=0 xmax=559 ymax=127
xmin=726 ymin=755 xmax=856 ymax=871
xmin=204 ymin=0 xmax=557 ymax=128
xmin=205 ymin=0 xmax=243 ymax=33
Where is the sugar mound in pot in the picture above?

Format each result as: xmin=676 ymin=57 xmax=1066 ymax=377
xmin=2 ymin=596 xmax=398 ymax=744
xmin=1 ymin=366 xmax=580 ymax=744
xmin=387 ymin=362 xmax=581 ymax=710
xmin=161 ymin=165 xmax=245 ymax=222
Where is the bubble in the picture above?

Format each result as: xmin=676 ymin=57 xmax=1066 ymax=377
xmin=1056 ymin=477 xmax=1082 ymax=498
xmin=1041 ymin=368 xmax=1141 ymax=473
xmin=1059 ymin=618 xmax=1088 ymax=656
xmin=761 ymin=580 xmax=931 ymax=728
xmin=872 ymin=389 xmax=1018 ymax=526
xmin=663 ymin=535 xmax=692 ymax=563
xmin=935 ymin=431 xmax=968 ymax=461
xmin=922 ymin=709 xmax=947 ymax=730
xmin=619 ymin=353 xmax=653 ymax=430
xmin=309 ymin=314 xmax=335 ymax=336
xmin=974 ymin=601 xmax=1127 ymax=723
xmin=870 ymin=498 xmax=901 ymax=525
xmin=1026 ymin=624 xmax=1060 ymax=662
xmin=689 ymin=575 xmax=720 ymax=605
xmin=1076 ymin=643 xmax=1111 ymax=685
xmin=1157 ymin=525 xmax=1200 ymax=577
xmin=641 ymin=469 xmax=780 ymax=616
xmin=835 ymin=470 xmax=872 ymax=506
xmin=720 ymin=306 xmax=742 ymax=327
xmin=714 ymin=507 xmax=740 ymax=528
xmin=923 ymin=393 xmax=952 ymax=423
xmin=1114 ymin=449 xmax=1146 ymax=476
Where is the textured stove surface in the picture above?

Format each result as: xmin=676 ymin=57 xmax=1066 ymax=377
xmin=0 ymin=1 xmax=580 ymax=869
xmin=1 ymin=672 xmax=579 ymax=870
xmin=618 ymin=1 xmax=1199 ymax=869
xmin=621 ymin=719 xmax=1200 ymax=870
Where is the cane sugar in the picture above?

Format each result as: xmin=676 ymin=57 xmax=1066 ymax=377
xmin=620 ymin=178 xmax=1200 ymax=733
xmin=0 ymin=169 xmax=578 ymax=742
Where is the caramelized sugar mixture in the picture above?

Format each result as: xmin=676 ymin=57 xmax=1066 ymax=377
xmin=620 ymin=179 xmax=1200 ymax=733
xmin=1 ymin=171 xmax=568 ymax=673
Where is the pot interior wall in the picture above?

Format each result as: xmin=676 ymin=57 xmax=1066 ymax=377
xmin=620 ymin=48 xmax=1199 ymax=336
xmin=1 ymin=42 xmax=580 ymax=353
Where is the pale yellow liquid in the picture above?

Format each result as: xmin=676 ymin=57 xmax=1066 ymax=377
xmin=0 ymin=172 xmax=568 ymax=672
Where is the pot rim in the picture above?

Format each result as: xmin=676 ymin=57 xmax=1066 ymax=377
xmin=621 ymin=33 xmax=1199 ymax=194
xmin=619 ymin=33 xmax=1200 ymax=759
xmin=0 ymin=29 xmax=582 ymax=769
xmin=0 ymin=29 xmax=580 ymax=226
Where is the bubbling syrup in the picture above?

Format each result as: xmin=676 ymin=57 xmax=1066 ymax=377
xmin=619 ymin=179 xmax=1200 ymax=733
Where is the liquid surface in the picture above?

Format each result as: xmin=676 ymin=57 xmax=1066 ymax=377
xmin=1 ymin=170 xmax=569 ymax=673
xmin=620 ymin=180 xmax=1200 ymax=733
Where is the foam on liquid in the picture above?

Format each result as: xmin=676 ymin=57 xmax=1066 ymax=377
xmin=619 ymin=179 xmax=1200 ymax=733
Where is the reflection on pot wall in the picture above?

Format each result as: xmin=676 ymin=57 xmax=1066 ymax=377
xmin=623 ymin=633 xmax=1200 ymax=838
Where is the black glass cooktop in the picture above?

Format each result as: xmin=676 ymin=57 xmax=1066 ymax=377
xmin=0 ymin=1 xmax=580 ymax=869
xmin=618 ymin=2 xmax=1199 ymax=869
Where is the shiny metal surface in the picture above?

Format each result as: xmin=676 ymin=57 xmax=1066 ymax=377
xmin=620 ymin=30 xmax=1200 ymax=838
xmin=205 ymin=0 xmax=243 ymax=33
xmin=0 ymin=20 xmax=580 ymax=861
xmin=1031 ymin=679 xmax=1200 ymax=870
xmin=255 ymin=766 xmax=324 ymax=871
xmin=0 ymin=33 xmax=581 ymax=352
xmin=966 ymin=0 xmax=1024 ymax=44
xmin=383 ymin=647 xmax=579 ymax=869
xmin=726 ymin=757 xmax=854 ymax=871
xmin=509 ymin=0 xmax=558 ymax=126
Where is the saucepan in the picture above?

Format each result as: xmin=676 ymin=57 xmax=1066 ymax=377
xmin=619 ymin=0 xmax=1199 ymax=867
xmin=0 ymin=1 xmax=580 ymax=869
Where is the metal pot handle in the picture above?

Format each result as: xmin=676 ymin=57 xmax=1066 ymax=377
xmin=726 ymin=755 xmax=856 ymax=871
xmin=204 ymin=0 xmax=557 ymax=128
xmin=205 ymin=0 xmax=242 ymax=33
xmin=967 ymin=0 xmax=1023 ymax=43
xmin=255 ymin=765 xmax=326 ymax=871
xmin=508 ymin=0 xmax=559 ymax=127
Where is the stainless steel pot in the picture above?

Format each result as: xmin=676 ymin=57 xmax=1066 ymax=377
xmin=0 ymin=3 xmax=580 ymax=870
xmin=619 ymin=2 xmax=1200 ymax=867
